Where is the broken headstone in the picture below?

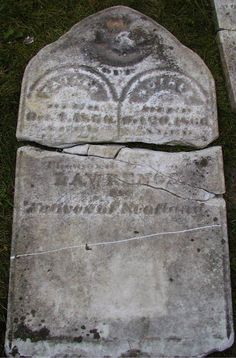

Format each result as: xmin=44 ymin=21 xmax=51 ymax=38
xmin=6 ymin=5 xmax=233 ymax=358
xmin=6 ymin=145 xmax=233 ymax=357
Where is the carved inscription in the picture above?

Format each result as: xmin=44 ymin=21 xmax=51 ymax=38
xmin=219 ymin=3 xmax=236 ymax=10
xmin=24 ymin=66 xmax=212 ymax=144
xmin=22 ymin=161 xmax=206 ymax=216
xmin=22 ymin=200 xmax=206 ymax=217
xmin=25 ymin=66 xmax=118 ymax=141
xmin=119 ymin=70 xmax=209 ymax=139
xmin=17 ymin=6 xmax=218 ymax=146
xmin=17 ymin=148 xmax=222 ymax=222
xmin=6 ymin=6 xmax=232 ymax=358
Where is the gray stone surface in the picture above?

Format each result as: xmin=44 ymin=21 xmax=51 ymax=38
xmin=212 ymin=0 xmax=236 ymax=30
xmin=212 ymin=1 xmax=236 ymax=111
xmin=16 ymin=6 xmax=218 ymax=148
xmin=217 ymin=30 xmax=236 ymax=111
xmin=6 ymin=145 xmax=233 ymax=357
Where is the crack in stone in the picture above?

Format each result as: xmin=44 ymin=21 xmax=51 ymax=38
xmin=61 ymin=147 xmax=218 ymax=201
xmin=113 ymin=155 xmax=218 ymax=198
xmin=216 ymin=28 xmax=236 ymax=32
xmin=106 ymin=174 xmax=210 ymax=201
xmin=10 ymin=224 xmax=221 ymax=260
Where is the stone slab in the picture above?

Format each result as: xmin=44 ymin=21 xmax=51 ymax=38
xmin=217 ymin=30 xmax=236 ymax=111
xmin=212 ymin=0 xmax=236 ymax=30
xmin=63 ymin=144 xmax=90 ymax=156
xmin=5 ymin=145 xmax=233 ymax=357
xmin=16 ymin=6 xmax=218 ymax=148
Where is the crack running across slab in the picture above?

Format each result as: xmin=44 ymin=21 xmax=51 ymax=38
xmin=10 ymin=224 xmax=221 ymax=260
xmin=62 ymin=147 xmax=218 ymax=201
xmin=106 ymin=174 xmax=211 ymax=201
xmin=19 ymin=144 xmax=222 ymax=201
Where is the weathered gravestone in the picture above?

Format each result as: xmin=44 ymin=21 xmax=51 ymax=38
xmin=212 ymin=0 xmax=236 ymax=111
xmin=16 ymin=7 xmax=218 ymax=147
xmin=5 ymin=6 xmax=234 ymax=358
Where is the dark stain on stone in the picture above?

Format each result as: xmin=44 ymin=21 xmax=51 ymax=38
xmin=167 ymin=336 xmax=182 ymax=342
xmin=120 ymin=349 xmax=150 ymax=357
xmin=196 ymin=157 xmax=208 ymax=168
xmin=8 ymin=329 xmax=13 ymax=347
xmin=191 ymin=238 xmax=194 ymax=242
xmin=31 ymin=309 xmax=36 ymax=317
xmin=13 ymin=318 xmax=19 ymax=323
xmin=213 ymin=217 xmax=218 ymax=222
xmin=85 ymin=244 xmax=92 ymax=250
xmin=73 ymin=336 xmax=83 ymax=343
xmin=90 ymin=328 xmax=97 ymax=334
xmin=81 ymin=325 xmax=86 ymax=330
xmin=134 ymin=230 xmax=139 ymax=234
xmin=85 ymin=15 xmax=158 ymax=67
xmin=197 ymin=248 xmax=201 ymax=253
xmin=14 ymin=323 xmax=50 ymax=342
xmin=11 ymin=346 xmax=19 ymax=357
xmin=20 ymin=316 xmax=26 ymax=321
xmin=169 ymin=277 xmax=174 ymax=282
xmin=200 ymin=158 xmax=208 ymax=167
xmin=94 ymin=332 xmax=100 ymax=339
xmin=221 ymin=239 xmax=226 ymax=245
xmin=226 ymin=317 xmax=232 ymax=339
xmin=19 ymin=297 xmax=23 ymax=301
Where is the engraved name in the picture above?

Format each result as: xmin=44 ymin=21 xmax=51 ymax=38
xmin=22 ymin=200 xmax=205 ymax=216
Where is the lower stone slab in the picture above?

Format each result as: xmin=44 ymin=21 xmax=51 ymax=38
xmin=5 ymin=146 xmax=233 ymax=357
xmin=217 ymin=30 xmax=236 ymax=112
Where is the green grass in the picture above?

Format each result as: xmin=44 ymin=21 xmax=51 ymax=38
xmin=0 ymin=0 xmax=236 ymax=356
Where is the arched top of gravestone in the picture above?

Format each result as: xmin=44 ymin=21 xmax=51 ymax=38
xmin=17 ymin=6 xmax=218 ymax=148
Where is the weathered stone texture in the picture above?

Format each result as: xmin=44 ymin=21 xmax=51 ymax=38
xmin=16 ymin=6 xmax=218 ymax=148
xmin=217 ymin=30 xmax=236 ymax=111
xmin=6 ymin=5 xmax=234 ymax=358
xmin=5 ymin=146 xmax=233 ymax=357
xmin=212 ymin=1 xmax=236 ymax=111
xmin=212 ymin=0 xmax=236 ymax=30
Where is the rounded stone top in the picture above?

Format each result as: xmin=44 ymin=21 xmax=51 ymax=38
xmin=17 ymin=6 xmax=218 ymax=148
